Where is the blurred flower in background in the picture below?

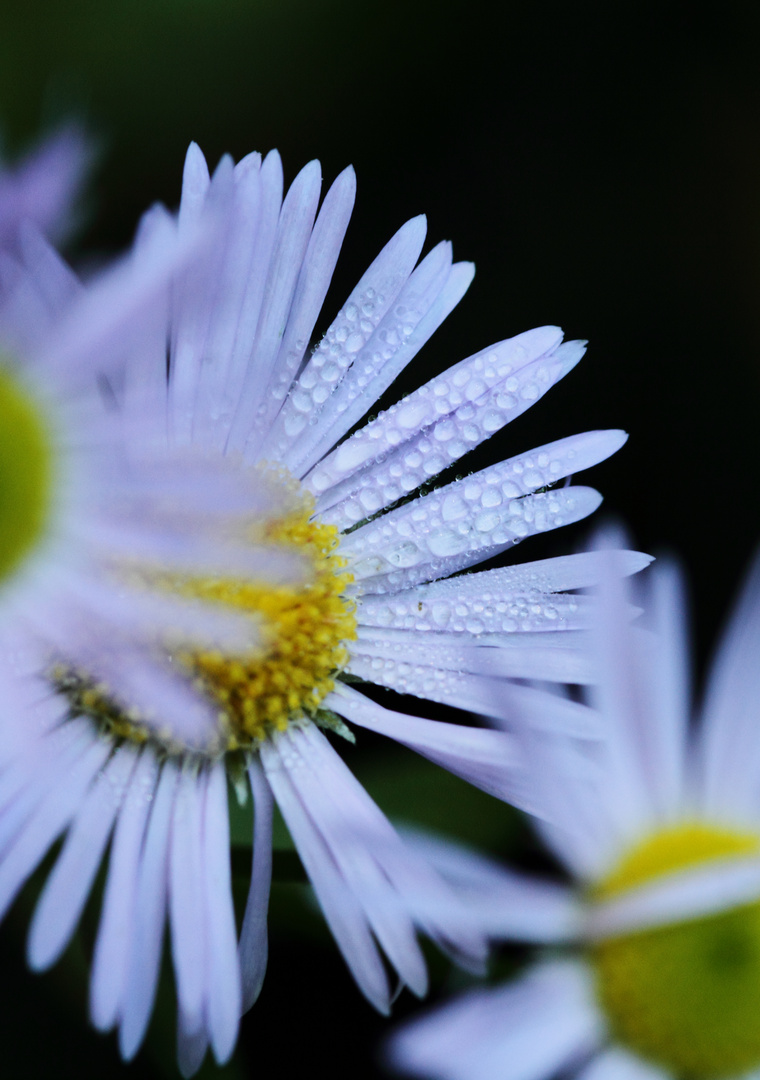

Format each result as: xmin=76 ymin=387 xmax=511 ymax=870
xmin=0 ymin=126 xmax=90 ymax=252
xmin=388 ymin=537 xmax=760 ymax=1080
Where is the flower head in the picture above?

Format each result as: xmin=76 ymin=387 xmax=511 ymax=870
xmin=0 ymin=145 xmax=642 ymax=1075
xmin=388 ymin=536 xmax=760 ymax=1080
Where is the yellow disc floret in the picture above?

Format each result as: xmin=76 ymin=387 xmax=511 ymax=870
xmin=0 ymin=360 xmax=55 ymax=585
xmin=591 ymin=823 xmax=760 ymax=1078
xmin=170 ymin=490 xmax=357 ymax=749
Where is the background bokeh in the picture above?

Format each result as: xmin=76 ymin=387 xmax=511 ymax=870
xmin=1 ymin=1 xmax=759 ymax=1076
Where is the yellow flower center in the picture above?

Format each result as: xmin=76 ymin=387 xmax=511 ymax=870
xmin=0 ymin=362 xmax=54 ymax=585
xmin=172 ymin=495 xmax=357 ymax=749
xmin=591 ymin=823 xmax=760 ymax=1078
xmin=56 ymin=475 xmax=358 ymax=754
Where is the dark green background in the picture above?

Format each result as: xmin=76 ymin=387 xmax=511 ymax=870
xmin=1 ymin=1 xmax=759 ymax=1076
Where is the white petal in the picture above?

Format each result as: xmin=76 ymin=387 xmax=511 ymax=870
xmin=177 ymin=1015 xmax=209 ymax=1079
xmin=226 ymin=159 xmax=322 ymax=452
xmin=329 ymin=683 xmax=544 ymax=814
xmin=169 ymin=763 xmax=208 ymax=1035
xmin=586 ymin=854 xmax=760 ymax=939
xmin=345 ymin=465 xmax=610 ymax=595
xmin=210 ymin=150 xmax=284 ymax=448
xmin=0 ymin=733 xmax=110 ymax=923
xmin=267 ymin=214 xmax=431 ymax=472
xmin=243 ymin=165 xmax=357 ymax=452
xmin=278 ymin=725 xmax=430 ymax=995
xmin=119 ymin=759 xmax=179 ymax=1060
xmin=239 ymin=757 xmax=273 ymax=1013
xmin=399 ymin=827 xmax=581 ymax=943
xmin=309 ymin=329 xmax=583 ymax=526
xmin=349 ymin=630 xmax=595 ymax=685
xmin=260 ymin=736 xmax=391 ymax=1011
xmin=387 ymin=959 xmax=602 ymax=1080
xmin=698 ymin=546 xmax=760 ymax=818
xmin=576 ymin=1047 xmax=671 ymax=1080
xmin=203 ymin=762 xmax=241 ymax=1064
xmin=28 ymin=743 xmax=139 ymax=970
xmin=90 ymin=748 xmax=160 ymax=1032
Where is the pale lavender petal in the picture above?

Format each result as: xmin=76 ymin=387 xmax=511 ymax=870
xmin=275 ymin=726 xmax=429 ymax=996
xmin=38 ymin=201 xmax=206 ymax=387
xmin=0 ymin=720 xmax=88 ymax=843
xmin=586 ymin=855 xmax=760 ymax=939
xmin=267 ymin=214 xmax=429 ymax=471
xmin=639 ymin=561 xmax=689 ymax=820
xmin=90 ymin=748 xmax=160 ymax=1032
xmin=576 ymin=1047 xmax=671 ymax=1080
xmin=698 ymin=545 xmax=760 ymax=818
xmin=224 ymin=158 xmax=322 ymax=450
xmin=328 ymin=683 xmax=543 ymax=813
xmin=387 ymin=960 xmax=602 ymax=1080
xmin=279 ymin=237 xmax=459 ymax=475
xmin=588 ymin=543 xmax=666 ymax=841
xmin=28 ymin=743 xmax=139 ymax=970
xmin=122 ymin=205 xmax=172 ymax=448
xmin=244 ymin=164 xmax=357 ymax=452
xmin=0 ymin=733 xmax=110 ymax=923
xmin=349 ymin=630 xmax=595 ymax=685
xmin=292 ymin=256 xmax=476 ymax=481
xmin=215 ymin=150 xmax=284 ymax=449
xmin=73 ymin=645 xmax=223 ymax=753
xmin=168 ymin=143 xmax=216 ymax=444
xmin=260 ymin=737 xmax=391 ymax=1012
xmin=190 ymin=161 xmax=267 ymax=449
xmin=239 ymin=756 xmax=273 ymax=1012
xmin=0 ymin=125 xmax=91 ymax=246
xmin=169 ymin=763 xmax=208 ymax=1035
xmin=177 ymin=1014 xmax=209 ymax=1079
xmin=119 ymin=759 xmax=179 ymax=1060
xmin=307 ymin=326 xmax=566 ymax=503
xmin=203 ymin=762 xmax=241 ymax=1064
xmin=399 ymin=828 xmax=580 ymax=943
xmin=343 ymin=430 xmax=624 ymax=593
xmin=308 ymin=331 xmax=585 ymax=527
xmin=0 ymin=125 xmax=90 ymax=247
xmin=16 ymin=221 xmax=80 ymax=314
xmin=356 ymin=549 xmax=652 ymax=635
xmin=294 ymin=723 xmax=487 ymax=973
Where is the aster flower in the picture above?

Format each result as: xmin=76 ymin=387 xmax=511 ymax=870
xmin=0 ymin=126 xmax=91 ymax=251
xmin=388 ymin=537 xmax=760 ymax=1080
xmin=0 ymin=144 xmax=642 ymax=1076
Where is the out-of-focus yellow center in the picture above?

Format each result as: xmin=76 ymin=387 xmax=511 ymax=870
xmin=171 ymin=492 xmax=357 ymax=749
xmin=591 ymin=822 xmax=760 ymax=1078
xmin=0 ymin=361 xmax=55 ymax=585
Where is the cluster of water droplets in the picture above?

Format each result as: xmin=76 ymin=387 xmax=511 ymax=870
xmin=308 ymin=330 xmax=581 ymax=531
xmin=268 ymin=231 xmax=456 ymax=476
xmin=268 ymin=241 xmax=437 ymax=469
xmin=341 ymin=441 xmax=592 ymax=593
xmin=282 ymin=288 xmax=392 ymax=434
xmin=357 ymin=584 xmax=586 ymax=636
xmin=346 ymin=643 xmax=497 ymax=703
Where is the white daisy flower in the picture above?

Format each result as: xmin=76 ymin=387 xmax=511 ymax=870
xmin=0 ymin=125 xmax=91 ymax=251
xmin=0 ymin=145 xmax=642 ymax=1076
xmin=388 ymin=537 xmax=760 ymax=1080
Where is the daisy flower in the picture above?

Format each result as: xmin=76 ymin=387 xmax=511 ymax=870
xmin=0 ymin=125 xmax=91 ymax=251
xmin=388 ymin=537 xmax=760 ymax=1080
xmin=1 ymin=144 xmax=642 ymax=1076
